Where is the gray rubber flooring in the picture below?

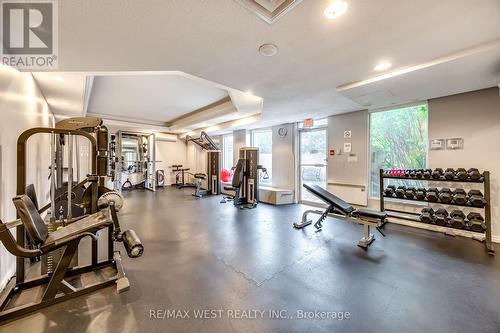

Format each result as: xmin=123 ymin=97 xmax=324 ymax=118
xmin=1 ymin=187 xmax=499 ymax=332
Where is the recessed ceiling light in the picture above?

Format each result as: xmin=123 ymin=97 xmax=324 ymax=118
xmin=259 ymin=43 xmax=279 ymax=57
xmin=324 ymin=0 xmax=348 ymax=19
xmin=53 ymin=75 xmax=65 ymax=82
xmin=374 ymin=61 xmax=392 ymax=71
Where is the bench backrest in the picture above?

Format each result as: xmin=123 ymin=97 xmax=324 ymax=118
xmin=12 ymin=195 xmax=48 ymax=246
xmin=303 ymin=184 xmax=355 ymax=215
xmin=231 ymin=159 xmax=245 ymax=188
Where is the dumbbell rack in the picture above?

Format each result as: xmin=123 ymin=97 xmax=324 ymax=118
xmin=379 ymin=169 xmax=494 ymax=255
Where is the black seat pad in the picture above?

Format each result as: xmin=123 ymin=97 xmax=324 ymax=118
xmin=43 ymin=213 xmax=112 ymax=252
xmin=353 ymin=209 xmax=387 ymax=220
xmin=303 ymin=184 xmax=355 ymax=215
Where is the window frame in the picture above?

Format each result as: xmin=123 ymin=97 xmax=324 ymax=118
xmin=250 ymin=127 xmax=273 ymax=184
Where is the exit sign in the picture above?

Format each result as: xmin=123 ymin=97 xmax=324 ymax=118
xmin=303 ymin=118 xmax=314 ymax=128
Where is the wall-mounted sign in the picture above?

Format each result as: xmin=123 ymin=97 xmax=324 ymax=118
xmin=429 ymin=139 xmax=445 ymax=150
xmin=446 ymin=138 xmax=464 ymax=150
xmin=303 ymin=118 xmax=314 ymax=128
xmin=343 ymin=142 xmax=352 ymax=153
xmin=347 ymin=154 xmax=358 ymax=163
xmin=344 ymin=130 xmax=352 ymax=139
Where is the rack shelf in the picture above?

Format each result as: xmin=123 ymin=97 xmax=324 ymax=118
xmin=379 ymin=169 xmax=493 ymax=255
xmin=384 ymin=210 xmax=486 ymax=235
xmin=381 ymin=175 xmax=484 ymax=183
xmin=383 ymin=195 xmax=485 ymax=209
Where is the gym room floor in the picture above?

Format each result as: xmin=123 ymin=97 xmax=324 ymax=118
xmin=1 ymin=187 xmax=499 ymax=333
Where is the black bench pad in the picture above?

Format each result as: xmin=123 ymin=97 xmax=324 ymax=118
xmin=303 ymin=184 xmax=355 ymax=215
xmin=43 ymin=213 xmax=112 ymax=251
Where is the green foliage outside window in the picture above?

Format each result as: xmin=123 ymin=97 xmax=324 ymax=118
xmin=370 ymin=104 xmax=428 ymax=197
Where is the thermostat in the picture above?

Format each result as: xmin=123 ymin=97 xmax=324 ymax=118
xmin=446 ymin=138 xmax=463 ymax=150
xmin=429 ymin=139 xmax=445 ymax=150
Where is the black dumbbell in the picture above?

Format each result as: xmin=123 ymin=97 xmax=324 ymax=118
xmin=404 ymin=170 xmax=412 ymax=178
xmin=456 ymin=168 xmax=468 ymax=181
xmin=444 ymin=168 xmax=455 ymax=180
xmin=423 ymin=169 xmax=432 ymax=179
xmin=415 ymin=188 xmax=427 ymax=200
xmin=432 ymin=168 xmax=443 ymax=179
xmin=405 ymin=187 xmax=416 ymax=199
xmin=467 ymin=190 xmax=486 ymax=207
xmin=415 ymin=169 xmax=424 ymax=179
xmin=420 ymin=207 xmax=434 ymax=223
xmin=434 ymin=208 xmax=449 ymax=226
xmin=452 ymin=189 xmax=467 ymax=205
xmin=467 ymin=212 xmax=486 ymax=233
xmin=426 ymin=188 xmax=439 ymax=202
xmin=395 ymin=186 xmax=406 ymax=198
xmin=467 ymin=168 xmax=482 ymax=181
xmin=450 ymin=210 xmax=466 ymax=229
xmin=439 ymin=188 xmax=452 ymax=204
xmin=384 ymin=185 xmax=396 ymax=197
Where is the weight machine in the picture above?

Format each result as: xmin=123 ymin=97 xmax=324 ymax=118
xmin=0 ymin=117 xmax=144 ymax=323
xmin=221 ymin=147 xmax=268 ymax=209
xmin=111 ymin=131 xmax=157 ymax=192
xmin=182 ymin=131 xmax=222 ymax=198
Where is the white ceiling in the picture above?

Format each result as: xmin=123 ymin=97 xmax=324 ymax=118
xmin=33 ymin=0 xmax=500 ymax=131
xmin=33 ymin=71 xmax=264 ymax=134
xmin=88 ymin=74 xmax=228 ymax=123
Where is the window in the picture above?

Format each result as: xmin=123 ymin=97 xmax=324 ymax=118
xmin=222 ymin=134 xmax=233 ymax=170
xmin=251 ymin=129 xmax=272 ymax=184
xmin=370 ymin=104 xmax=428 ymax=197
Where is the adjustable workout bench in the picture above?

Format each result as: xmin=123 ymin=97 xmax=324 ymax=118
xmin=294 ymin=184 xmax=387 ymax=248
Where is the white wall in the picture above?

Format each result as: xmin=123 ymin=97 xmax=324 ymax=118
xmin=327 ymin=111 xmax=369 ymax=205
xmin=156 ymin=140 xmax=187 ymax=185
xmin=328 ymin=111 xmax=369 ymax=185
xmin=233 ymin=129 xmax=248 ymax=163
xmin=271 ymin=124 xmax=296 ymax=194
xmin=153 ymin=135 xmax=221 ymax=186
xmin=0 ymin=67 xmax=53 ymax=288
xmin=428 ymin=88 xmax=500 ymax=239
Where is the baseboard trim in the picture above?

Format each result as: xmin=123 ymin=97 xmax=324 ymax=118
xmin=492 ymin=235 xmax=500 ymax=244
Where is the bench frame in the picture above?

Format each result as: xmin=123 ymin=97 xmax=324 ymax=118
xmin=294 ymin=185 xmax=386 ymax=248
xmin=294 ymin=208 xmax=380 ymax=248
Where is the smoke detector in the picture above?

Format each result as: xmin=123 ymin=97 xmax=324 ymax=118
xmin=259 ymin=43 xmax=279 ymax=57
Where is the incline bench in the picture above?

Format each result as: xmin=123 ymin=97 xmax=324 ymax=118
xmin=294 ymin=184 xmax=387 ymax=248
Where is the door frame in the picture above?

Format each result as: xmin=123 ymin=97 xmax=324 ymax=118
xmin=298 ymin=126 xmax=328 ymax=204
